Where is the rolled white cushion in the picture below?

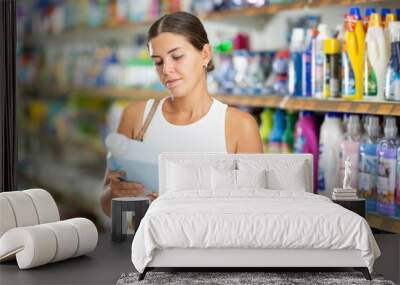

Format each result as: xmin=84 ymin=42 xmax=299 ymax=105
xmin=0 ymin=218 xmax=98 ymax=269
xmin=0 ymin=192 xmax=39 ymax=227
xmin=42 ymin=221 xmax=79 ymax=262
xmin=0 ymin=196 xmax=16 ymax=237
xmin=0 ymin=226 xmax=57 ymax=269
xmin=23 ymin=189 xmax=60 ymax=224
xmin=65 ymin=218 xmax=98 ymax=257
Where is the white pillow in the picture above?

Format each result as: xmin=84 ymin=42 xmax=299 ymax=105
xmin=237 ymin=159 xmax=308 ymax=191
xmin=211 ymin=168 xmax=236 ymax=190
xmin=236 ymin=169 xmax=267 ymax=189
xmin=167 ymin=162 xmax=211 ymax=191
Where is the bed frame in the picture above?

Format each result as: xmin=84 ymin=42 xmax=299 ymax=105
xmin=138 ymin=153 xmax=372 ymax=281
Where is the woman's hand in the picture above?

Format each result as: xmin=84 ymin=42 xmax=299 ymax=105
xmin=107 ymin=171 xmax=145 ymax=198
xmin=146 ymin=192 xmax=159 ymax=201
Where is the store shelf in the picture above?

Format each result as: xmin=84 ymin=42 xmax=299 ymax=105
xmin=22 ymin=0 xmax=392 ymax=44
xmin=367 ymin=212 xmax=400 ymax=234
xmin=23 ymin=84 xmax=400 ymax=116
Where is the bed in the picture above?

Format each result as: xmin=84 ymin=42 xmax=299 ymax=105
xmin=131 ymin=153 xmax=381 ymax=281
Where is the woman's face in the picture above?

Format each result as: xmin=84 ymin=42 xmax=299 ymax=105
xmin=148 ymin=32 xmax=210 ymax=98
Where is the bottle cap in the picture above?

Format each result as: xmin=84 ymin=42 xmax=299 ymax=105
xmin=365 ymin=8 xmax=377 ymax=18
xmin=349 ymin=7 xmax=362 ymax=20
xmin=369 ymin=13 xmax=382 ymax=28
xmin=396 ymin=9 xmax=400 ymax=21
xmin=385 ymin=13 xmax=397 ymax=27
xmin=366 ymin=116 xmax=380 ymax=137
xmin=384 ymin=116 xmax=398 ymax=138
xmin=381 ymin=8 xmax=391 ymax=20
xmin=323 ymin=38 xmax=340 ymax=54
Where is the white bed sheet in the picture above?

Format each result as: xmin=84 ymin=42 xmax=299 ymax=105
xmin=131 ymin=190 xmax=380 ymax=273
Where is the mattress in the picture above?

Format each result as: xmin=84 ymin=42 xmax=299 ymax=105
xmin=131 ymin=189 xmax=380 ymax=273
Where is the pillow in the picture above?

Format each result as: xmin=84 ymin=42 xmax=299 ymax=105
xmin=236 ymin=169 xmax=267 ymax=189
xmin=237 ymin=159 xmax=308 ymax=191
xmin=167 ymin=162 xmax=211 ymax=191
xmin=211 ymin=168 xmax=236 ymax=190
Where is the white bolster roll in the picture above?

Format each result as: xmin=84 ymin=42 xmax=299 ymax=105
xmin=0 ymin=226 xmax=57 ymax=269
xmin=0 ymin=192 xmax=39 ymax=227
xmin=65 ymin=218 xmax=98 ymax=257
xmin=0 ymin=196 xmax=17 ymax=237
xmin=0 ymin=218 xmax=98 ymax=269
xmin=42 ymin=221 xmax=79 ymax=263
xmin=23 ymin=189 xmax=60 ymax=223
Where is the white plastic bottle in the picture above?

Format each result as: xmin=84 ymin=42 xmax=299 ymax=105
xmin=313 ymin=24 xmax=331 ymax=98
xmin=318 ymin=112 xmax=344 ymax=197
xmin=364 ymin=13 xmax=388 ymax=100
xmin=359 ymin=116 xmax=380 ymax=211
xmin=339 ymin=114 xmax=362 ymax=190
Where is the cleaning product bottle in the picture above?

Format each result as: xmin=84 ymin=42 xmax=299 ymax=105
xmin=294 ymin=111 xmax=319 ymax=193
xmin=259 ymin=108 xmax=274 ymax=153
xmin=396 ymin=144 xmax=400 ymax=217
xmin=313 ymin=24 xmax=330 ymax=98
xmin=381 ymin=8 xmax=392 ymax=27
xmin=288 ymin=28 xmax=304 ymax=97
xmin=343 ymin=7 xmax=365 ymax=100
xmin=377 ymin=116 xmax=398 ymax=217
xmin=302 ymin=28 xmax=317 ymax=97
xmin=363 ymin=7 xmax=377 ymax=31
xmin=385 ymin=22 xmax=400 ymax=101
xmin=318 ymin=112 xmax=344 ymax=197
xmin=384 ymin=13 xmax=397 ymax=66
xmin=339 ymin=114 xmax=361 ymax=190
xmin=342 ymin=13 xmax=355 ymax=99
xmin=364 ymin=13 xmax=388 ymax=100
xmin=323 ymin=38 xmax=341 ymax=98
xmin=359 ymin=115 xmax=380 ymax=212
xmin=282 ymin=111 xmax=297 ymax=154
xmin=268 ymin=109 xmax=286 ymax=153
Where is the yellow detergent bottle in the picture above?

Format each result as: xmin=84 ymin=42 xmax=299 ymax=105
xmin=343 ymin=7 xmax=365 ymax=100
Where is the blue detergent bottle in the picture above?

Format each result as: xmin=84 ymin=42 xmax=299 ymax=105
xmin=359 ymin=116 xmax=380 ymax=212
xmin=384 ymin=22 xmax=400 ymax=101
xmin=289 ymin=28 xmax=304 ymax=97
xmin=268 ymin=109 xmax=286 ymax=153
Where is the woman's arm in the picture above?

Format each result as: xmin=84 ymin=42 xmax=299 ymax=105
xmin=226 ymin=107 xmax=263 ymax=154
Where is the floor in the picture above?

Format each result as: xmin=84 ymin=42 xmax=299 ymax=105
xmin=373 ymin=234 xmax=400 ymax=284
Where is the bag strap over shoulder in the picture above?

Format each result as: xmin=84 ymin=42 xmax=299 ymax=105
xmin=135 ymin=99 xmax=161 ymax=142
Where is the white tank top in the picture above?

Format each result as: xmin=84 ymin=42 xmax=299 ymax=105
xmin=142 ymin=97 xmax=228 ymax=153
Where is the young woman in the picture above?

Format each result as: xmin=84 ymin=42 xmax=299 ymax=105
xmin=101 ymin=11 xmax=263 ymax=216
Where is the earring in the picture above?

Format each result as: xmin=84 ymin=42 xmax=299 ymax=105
xmin=203 ymin=62 xmax=209 ymax=69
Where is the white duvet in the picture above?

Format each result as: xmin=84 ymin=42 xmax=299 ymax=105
xmin=131 ymin=190 xmax=380 ymax=273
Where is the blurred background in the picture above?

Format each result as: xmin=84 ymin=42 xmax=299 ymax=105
xmin=16 ymin=0 xmax=400 ymax=233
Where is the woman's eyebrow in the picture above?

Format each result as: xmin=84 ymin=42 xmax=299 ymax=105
xmin=151 ymin=47 xmax=183 ymax=58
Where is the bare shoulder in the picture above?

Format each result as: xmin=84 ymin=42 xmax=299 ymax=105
xmin=226 ymin=106 xmax=258 ymax=130
xmin=117 ymin=100 xmax=148 ymax=139
xmin=225 ymin=106 xmax=263 ymax=153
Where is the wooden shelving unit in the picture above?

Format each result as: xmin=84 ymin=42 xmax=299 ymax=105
xmin=367 ymin=213 xmax=400 ymax=234
xmin=23 ymin=0 xmax=392 ymax=44
xmin=24 ymin=84 xmax=400 ymax=116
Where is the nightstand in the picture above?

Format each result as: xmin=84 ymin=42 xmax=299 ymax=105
xmin=332 ymin=198 xmax=366 ymax=218
xmin=111 ymin=197 xmax=150 ymax=242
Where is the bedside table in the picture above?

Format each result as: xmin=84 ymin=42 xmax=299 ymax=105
xmin=111 ymin=197 xmax=150 ymax=242
xmin=332 ymin=198 xmax=366 ymax=218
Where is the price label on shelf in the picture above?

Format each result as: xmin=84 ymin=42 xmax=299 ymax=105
xmin=392 ymin=105 xmax=400 ymax=116
xmin=336 ymin=102 xmax=351 ymax=112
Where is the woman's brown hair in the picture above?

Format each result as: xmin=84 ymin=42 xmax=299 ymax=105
xmin=147 ymin=11 xmax=215 ymax=73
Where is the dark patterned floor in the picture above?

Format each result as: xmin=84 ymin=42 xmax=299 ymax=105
xmin=117 ymin=271 xmax=396 ymax=285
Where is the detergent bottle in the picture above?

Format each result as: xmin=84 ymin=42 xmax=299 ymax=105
xmin=313 ymin=24 xmax=330 ymax=98
xmin=385 ymin=22 xmax=400 ymax=101
xmin=282 ymin=111 xmax=297 ymax=154
xmin=259 ymin=108 xmax=274 ymax=153
xmin=294 ymin=111 xmax=319 ymax=193
xmin=364 ymin=13 xmax=388 ymax=100
xmin=269 ymin=109 xmax=286 ymax=153
xmin=343 ymin=8 xmax=365 ymax=100
xmin=318 ymin=112 xmax=344 ymax=197
xmin=339 ymin=114 xmax=361 ymax=190
xmin=377 ymin=116 xmax=398 ymax=217
xmin=288 ymin=28 xmax=305 ymax=97
xmin=384 ymin=13 xmax=397 ymax=64
xmin=359 ymin=115 xmax=380 ymax=211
